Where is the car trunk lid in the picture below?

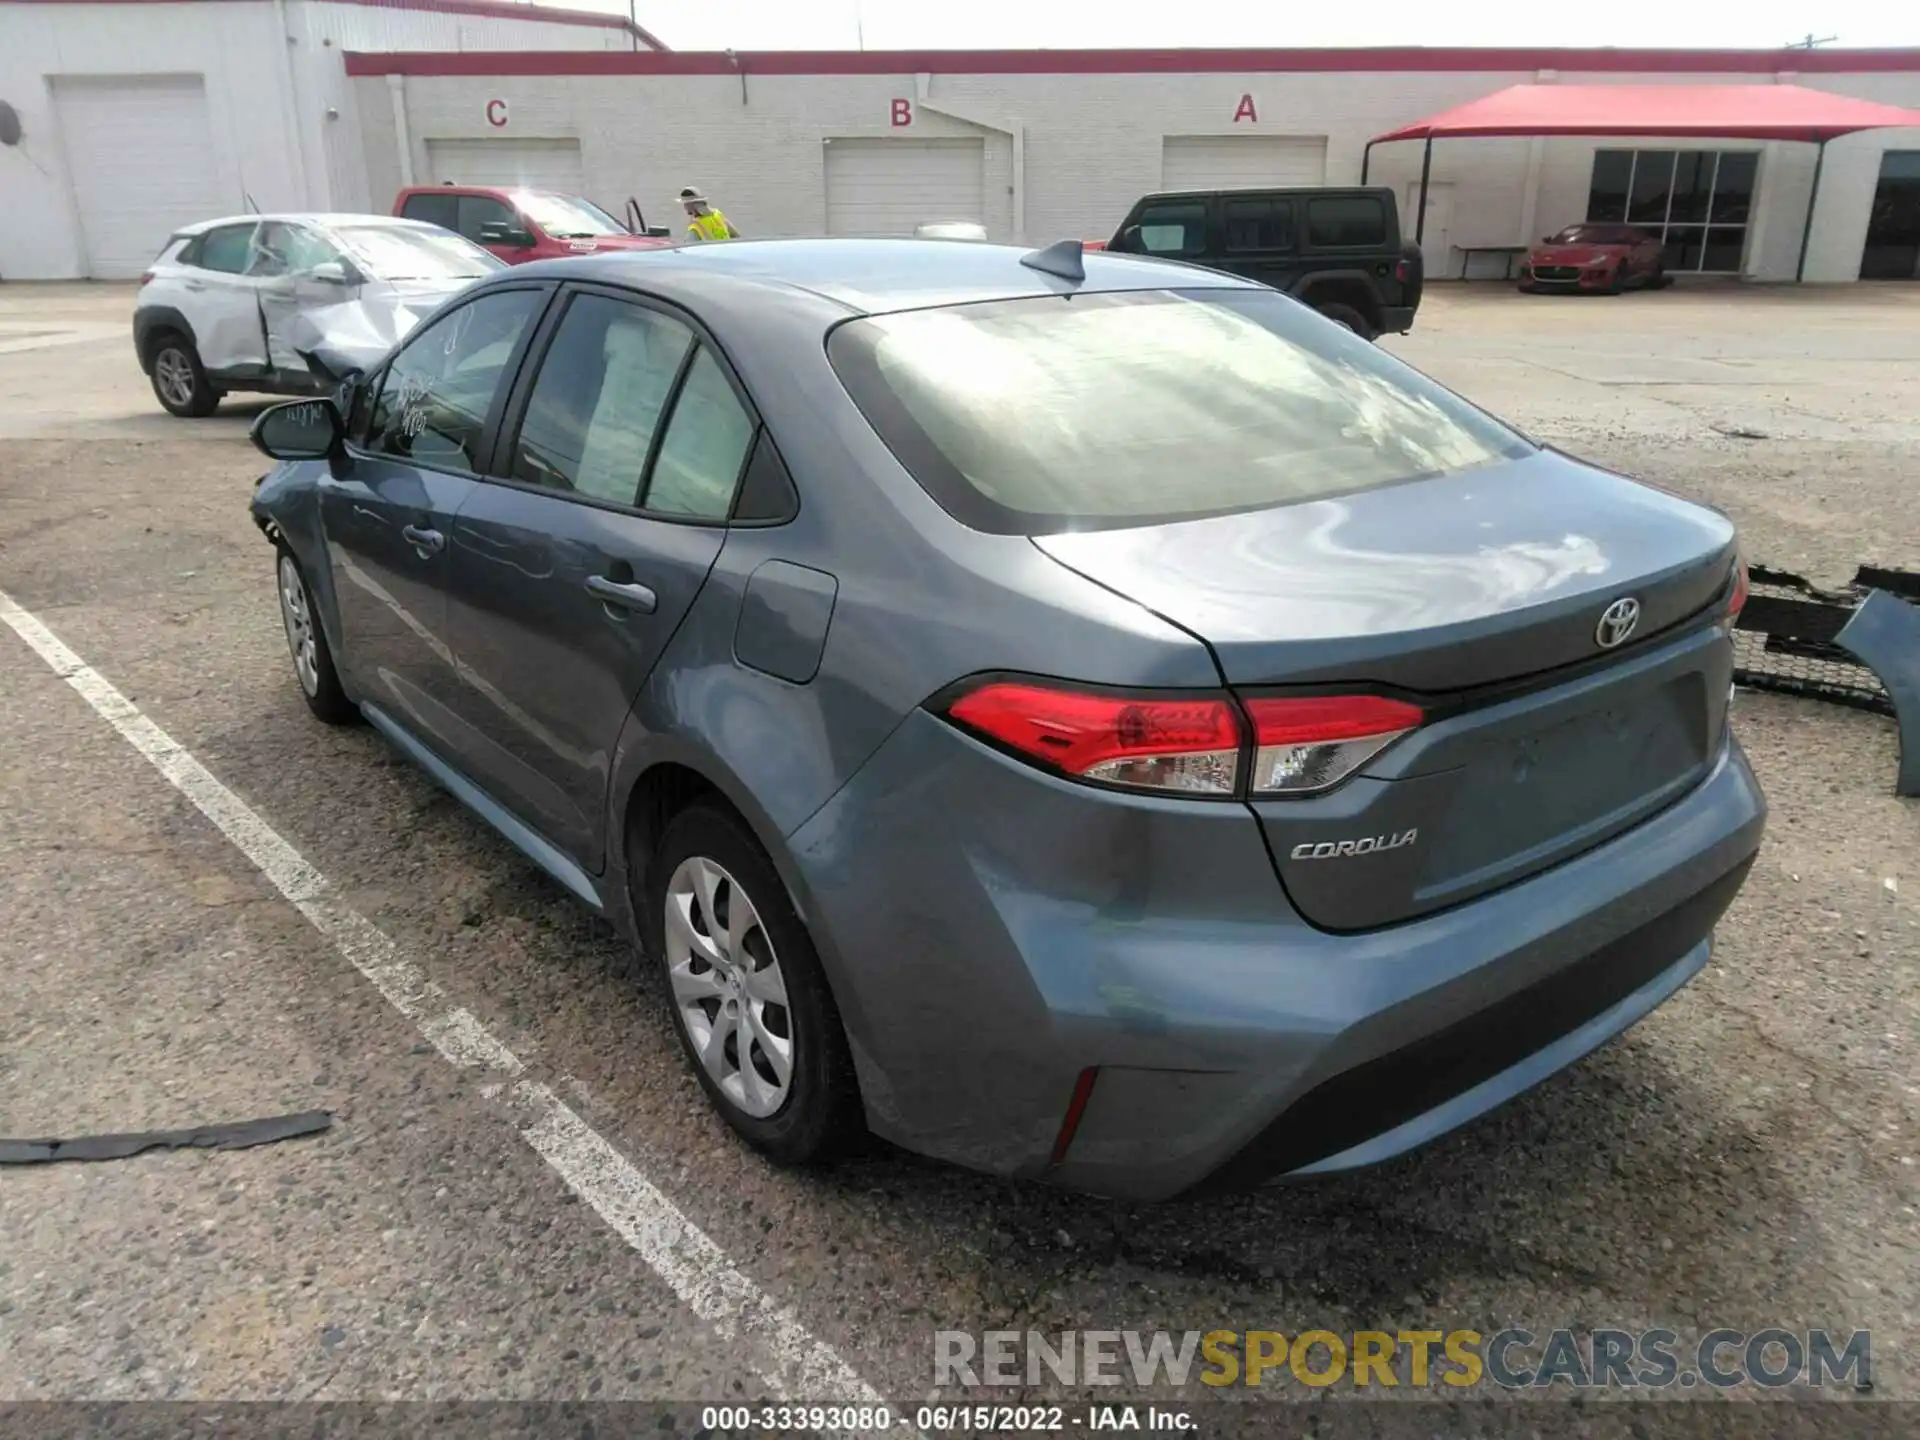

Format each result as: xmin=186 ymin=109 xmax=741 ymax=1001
xmin=1034 ymin=450 xmax=1738 ymax=929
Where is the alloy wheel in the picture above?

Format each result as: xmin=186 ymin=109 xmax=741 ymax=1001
xmin=154 ymin=348 xmax=196 ymax=409
xmin=277 ymin=554 xmax=320 ymax=697
xmin=663 ymin=855 xmax=794 ymax=1118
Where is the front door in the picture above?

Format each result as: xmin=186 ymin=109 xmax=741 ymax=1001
xmin=318 ymin=284 xmax=550 ymax=757
xmin=1217 ymin=193 xmax=1303 ymax=290
xmin=1860 ymin=151 xmax=1920 ymax=281
xmin=445 ymin=288 xmax=758 ymax=871
xmin=252 ymin=220 xmax=358 ymax=377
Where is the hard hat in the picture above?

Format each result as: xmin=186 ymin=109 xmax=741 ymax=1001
xmin=678 ymin=186 xmax=706 ymax=203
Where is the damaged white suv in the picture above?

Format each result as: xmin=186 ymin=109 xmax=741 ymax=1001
xmin=133 ymin=213 xmax=502 ymax=417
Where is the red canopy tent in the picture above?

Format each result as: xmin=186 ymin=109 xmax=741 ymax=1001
xmin=1361 ymin=84 xmax=1920 ymax=280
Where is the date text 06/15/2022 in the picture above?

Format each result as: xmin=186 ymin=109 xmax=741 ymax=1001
xmin=699 ymin=1405 xmax=1194 ymax=1432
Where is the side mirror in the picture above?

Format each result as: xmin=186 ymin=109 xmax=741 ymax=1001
xmin=251 ymin=398 xmax=343 ymax=461
xmin=477 ymin=221 xmax=535 ymax=247
xmin=645 ymin=226 xmax=670 ymax=238
xmin=1114 ymin=225 xmax=1141 ymax=252
xmin=307 ymin=259 xmax=352 ymax=285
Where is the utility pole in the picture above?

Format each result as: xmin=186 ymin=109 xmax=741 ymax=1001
xmin=629 ymin=0 xmax=639 ymax=51
xmin=855 ymin=1 xmax=866 ymax=51
xmin=1788 ymin=33 xmax=1839 ymax=48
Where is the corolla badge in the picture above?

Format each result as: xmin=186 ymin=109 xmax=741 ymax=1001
xmin=1595 ymin=596 xmax=1641 ymax=649
xmin=1290 ymin=829 xmax=1418 ymax=861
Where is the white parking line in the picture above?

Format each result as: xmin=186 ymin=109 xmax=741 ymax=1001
xmin=0 ymin=587 xmax=897 ymax=1420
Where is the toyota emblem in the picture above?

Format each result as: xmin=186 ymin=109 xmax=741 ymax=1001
xmin=1595 ymin=596 xmax=1641 ymax=649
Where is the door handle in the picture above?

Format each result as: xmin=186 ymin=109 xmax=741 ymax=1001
xmin=401 ymin=524 xmax=444 ymax=556
xmin=585 ymin=574 xmax=657 ymax=615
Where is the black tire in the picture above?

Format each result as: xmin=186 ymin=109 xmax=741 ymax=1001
xmin=1604 ymin=263 xmax=1627 ymax=295
xmin=148 ymin=332 xmax=219 ymax=418
xmin=274 ymin=546 xmax=356 ymax=724
xmin=645 ymin=801 xmax=863 ymax=1165
xmin=1651 ymin=264 xmax=1673 ymax=290
xmin=1315 ymin=302 xmax=1377 ymax=340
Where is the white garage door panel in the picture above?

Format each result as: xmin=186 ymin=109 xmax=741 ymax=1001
xmin=825 ymin=138 xmax=986 ymax=238
xmin=1161 ymin=137 xmax=1328 ymax=191
xmin=53 ymin=75 xmax=224 ymax=280
xmin=425 ymin=138 xmax=586 ymax=193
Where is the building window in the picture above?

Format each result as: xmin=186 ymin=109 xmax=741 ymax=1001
xmin=1586 ymin=150 xmax=1758 ymax=274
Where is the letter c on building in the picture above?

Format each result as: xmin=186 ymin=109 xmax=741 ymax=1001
xmin=485 ymin=99 xmax=509 ymax=129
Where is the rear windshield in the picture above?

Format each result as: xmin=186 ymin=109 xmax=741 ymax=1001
xmin=827 ymin=288 xmax=1532 ymax=535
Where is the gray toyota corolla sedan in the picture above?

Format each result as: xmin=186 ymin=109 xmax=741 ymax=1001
xmin=248 ymin=238 xmax=1765 ymax=1200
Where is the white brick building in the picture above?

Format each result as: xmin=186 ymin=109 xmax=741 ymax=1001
xmin=349 ymin=46 xmax=1920 ymax=284
xmin=3 ymin=17 xmax=1918 ymax=284
xmin=0 ymin=0 xmax=663 ymax=279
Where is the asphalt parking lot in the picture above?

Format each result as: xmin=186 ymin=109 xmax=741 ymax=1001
xmin=1 ymin=279 xmax=1915 ymax=1426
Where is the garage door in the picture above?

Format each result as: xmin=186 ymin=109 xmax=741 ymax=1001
xmin=1160 ymin=137 xmax=1328 ymax=192
xmin=425 ymin=138 xmax=587 ymax=193
xmin=825 ymin=138 xmax=986 ymax=237
xmin=51 ymin=75 xmax=225 ymax=280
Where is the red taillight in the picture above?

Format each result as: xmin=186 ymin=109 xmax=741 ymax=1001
xmin=1395 ymin=259 xmax=1409 ymax=282
xmin=1243 ymin=695 xmax=1424 ymax=796
xmin=1726 ymin=557 xmax=1749 ymax=623
xmin=1049 ymin=1067 xmax=1100 ymax=1166
xmin=942 ymin=681 xmax=1424 ymax=798
xmin=945 ymin=681 xmax=1241 ymax=795
xmin=139 ymin=270 xmax=155 ymax=285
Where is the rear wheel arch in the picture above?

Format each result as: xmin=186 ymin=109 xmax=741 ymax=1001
xmin=1295 ymin=275 xmax=1384 ymax=333
xmin=136 ymin=309 xmax=198 ymax=373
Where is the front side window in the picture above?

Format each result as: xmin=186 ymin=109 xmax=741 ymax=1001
xmin=194 ymin=223 xmax=257 ymax=274
xmin=644 ymin=348 xmax=755 ymax=520
xmin=828 ymin=288 xmax=1531 ymax=535
xmin=1306 ymin=197 xmax=1386 ymax=248
xmin=364 ymin=288 xmax=544 ymax=472
xmin=1126 ymin=201 xmax=1207 ymax=257
xmin=511 ymin=294 xmax=695 ymax=505
xmin=249 ymin=222 xmax=343 ymax=278
xmin=456 ymin=194 xmax=518 ymax=241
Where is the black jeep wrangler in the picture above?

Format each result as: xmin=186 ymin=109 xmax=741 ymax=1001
xmin=1104 ymin=187 xmax=1424 ymax=339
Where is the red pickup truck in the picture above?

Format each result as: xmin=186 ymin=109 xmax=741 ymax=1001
xmin=394 ymin=185 xmax=676 ymax=265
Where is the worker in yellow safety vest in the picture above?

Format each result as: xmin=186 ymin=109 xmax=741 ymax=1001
xmin=679 ymin=187 xmax=739 ymax=243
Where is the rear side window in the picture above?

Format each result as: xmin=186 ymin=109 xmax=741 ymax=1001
xmin=1125 ymin=201 xmax=1207 ymax=258
xmin=1306 ymin=196 xmax=1387 ymax=248
xmin=1224 ymin=197 xmax=1294 ymax=252
xmin=194 ymin=223 xmax=257 ymax=274
xmin=402 ymin=192 xmax=460 ymax=231
xmin=644 ymin=348 xmax=755 ymax=520
xmin=828 ymin=289 xmax=1531 ymax=535
xmin=510 ymin=293 xmax=694 ymax=505
xmin=364 ymin=288 xmax=544 ymax=472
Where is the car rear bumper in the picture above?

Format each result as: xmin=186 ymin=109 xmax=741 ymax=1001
xmin=786 ymin=712 xmax=1765 ymax=1201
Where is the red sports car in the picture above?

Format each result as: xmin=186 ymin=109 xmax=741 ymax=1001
xmin=1520 ymin=224 xmax=1667 ymax=294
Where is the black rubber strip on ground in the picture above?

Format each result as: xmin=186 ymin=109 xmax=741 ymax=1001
xmin=0 ymin=1110 xmax=332 ymax=1165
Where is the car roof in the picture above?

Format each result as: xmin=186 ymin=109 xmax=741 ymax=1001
xmin=172 ymin=213 xmax=446 ymax=235
xmin=1132 ymin=186 xmax=1393 ymax=203
xmin=496 ymin=237 xmax=1263 ymax=317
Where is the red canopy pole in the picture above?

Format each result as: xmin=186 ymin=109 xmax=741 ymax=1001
xmin=1415 ymin=136 xmax=1434 ymax=245
xmin=1796 ymin=139 xmax=1829 ymax=283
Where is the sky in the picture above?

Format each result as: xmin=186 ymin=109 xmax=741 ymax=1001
xmin=558 ymin=1 xmax=1917 ymax=54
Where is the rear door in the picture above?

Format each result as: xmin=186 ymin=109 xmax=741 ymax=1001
xmin=442 ymin=286 xmax=755 ymax=871
xmin=180 ymin=222 xmax=267 ymax=373
xmin=319 ymin=284 xmax=551 ymax=753
xmin=1217 ymin=194 xmax=1302 ymax=289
